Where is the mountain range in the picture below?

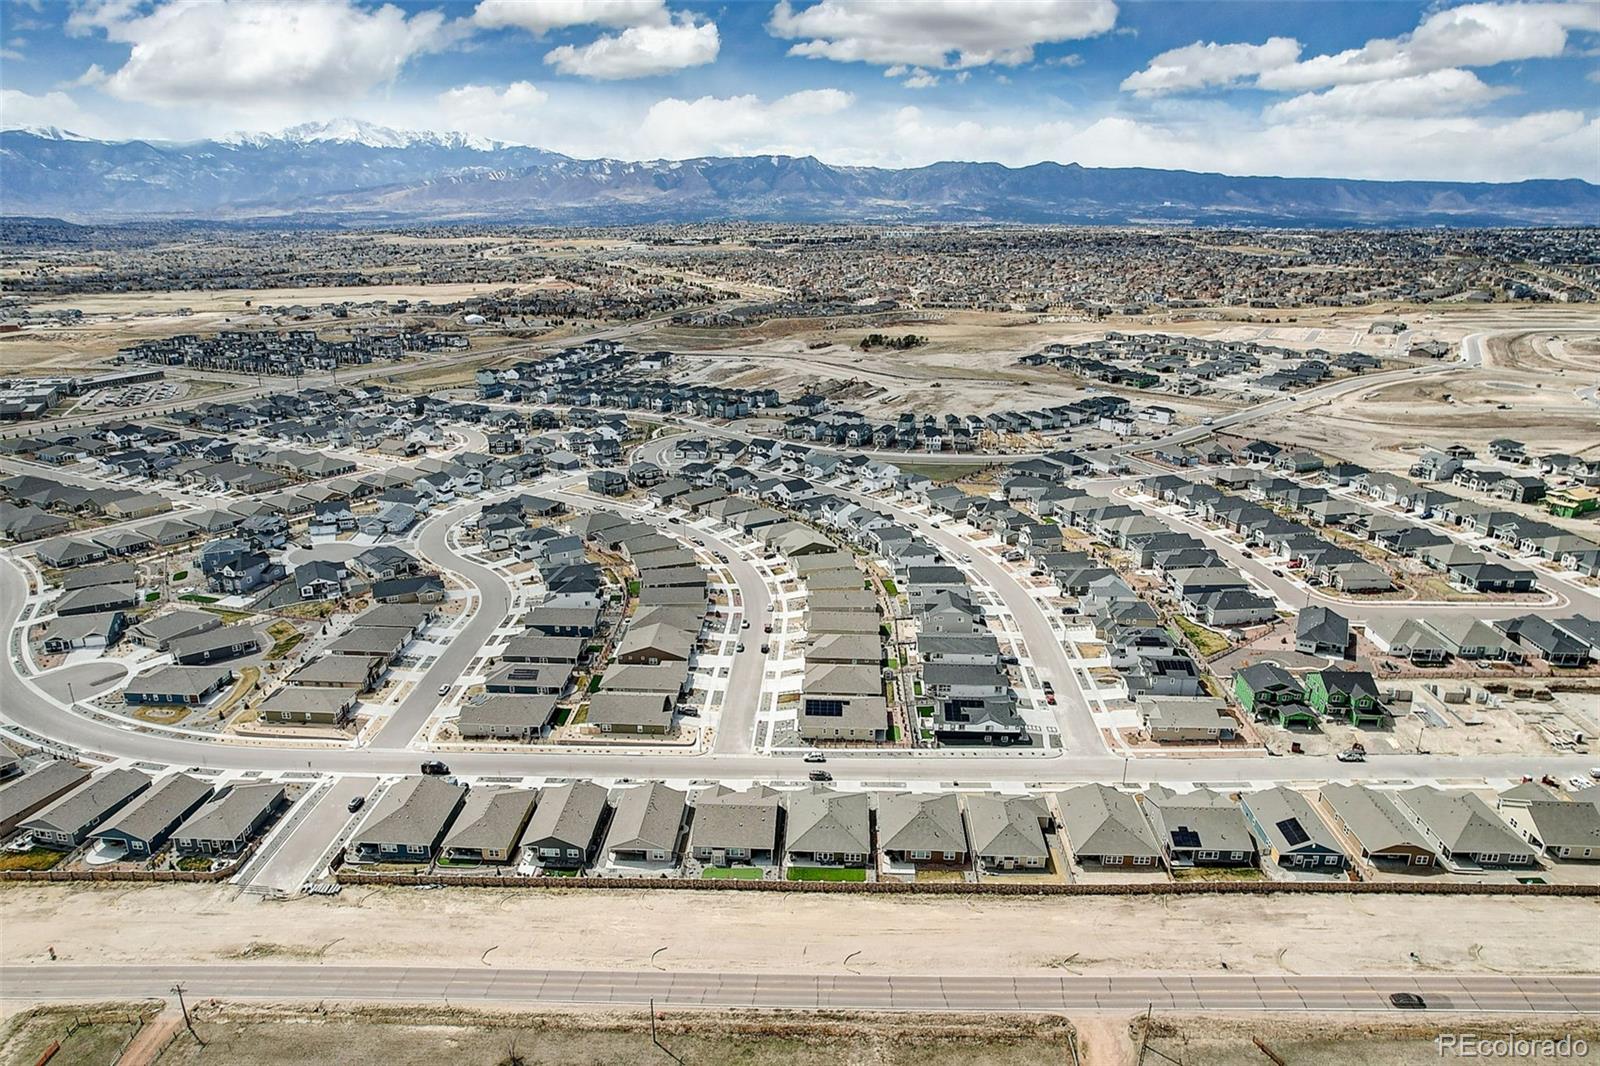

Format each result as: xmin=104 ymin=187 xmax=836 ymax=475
xmin=2 ymin=120 xmax=1595 ymax=227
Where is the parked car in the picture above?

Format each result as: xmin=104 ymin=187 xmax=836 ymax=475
xmin=804 ymin=753 xmax=827 ymax=763
xmin=347 ymin=795 xmax=366 ymax=813
xmin=1045 ymin=692 xmax=1057 ymax=705
xmin=760 ymin=644 xmax=770 ymax=654
xmin=420 ymin=760 xmax=450 ymax=776
xmin=437 ymin=683 xmax=451 ymax=697
xmin=741 ymin=620 xmax=750 ymax=629
xmin=736 ymin=643 xmax=746 ymax=653
xmin=1336 ymin=749 xmax=1366 ymax=763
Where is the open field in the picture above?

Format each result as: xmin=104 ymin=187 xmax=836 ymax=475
xmin=4 ymin=885 xmax=1598 ymax=978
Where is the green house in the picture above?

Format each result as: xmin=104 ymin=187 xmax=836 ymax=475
xmin=1305 ymin=669 xmax=1386 ymax=725
xmin=1233 ymin=663 xmax=1315 ymax=727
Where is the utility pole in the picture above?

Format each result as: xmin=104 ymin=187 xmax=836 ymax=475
xmin=172 ymin=983 xmax=204 ymax=1047
xmin=648 ymin=998 xmax=683 ymax=1065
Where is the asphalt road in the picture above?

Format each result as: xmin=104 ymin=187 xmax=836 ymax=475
xmin=2 ymin=964 xmax=1594 ymax=1014
xmin=235 ymin=775 xmax=376 ymax=894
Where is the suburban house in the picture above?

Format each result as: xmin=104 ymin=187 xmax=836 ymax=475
xmin=1139 ymin=696 xmax=1236 ymax=743
xmin=519 ymin=781 xmax=610 ymax=870
xmin=171 ymin=783 xmax=286 ymax=857
xmin=346 ymin=776 xmax=468 ymax=865
xmin=1138 ymin=786 xmax=1257 ymax=868
xmin=1395 ymin=786 xmax=1538 ymax=869
xmin=90 ymin=772 xmax=214 ymax=858
xmin=1055 ymin=784 xmax=1161 ymax=868
xmin=439 ymin=787 xmax=538 ymax=865
xmin=687 ymin=785 xmax=782 ymax=868
xmin=1233 ymin=663 xmax=1314 ymax=727
xmin=1294 ymin=606 xmax=1349 ymax=656
xmin=0 ymin=761 xmax=92 ymax=837
xmin=965 ymin=794 xmax=1050 ymax=871
xmin=1318 ymin=784 xmax=1437 ymax=870
xmin=123 ymin=665 xmax=235 ymax=706
xmin=877 ymin=792 xmax=968 ymax=869
xmin=1240 ymin=787 xmax=1350 ymax=872
xmin=21 ymin=768 xmax=152 ymax=848
xmin=784 ymin=787 xmax=872 ymax=868
xmin=601 ymin=782 xmax=688 ymax=868
xmin=1304 ymin=669 xmax=1386 ymax=725
xmin=1497 ymin=783 xmax=1600 ymax=862
xmin=457 ymin=695 xmax=559 ymax=741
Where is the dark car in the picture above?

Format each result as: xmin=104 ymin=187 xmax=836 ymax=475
xmin=346 ymin=795 xmax=366 ymax=813
xmin=1389 ymin=992 xmax=1427 ymax=1010
xmin=808 ymin=770 xmax=833 ymax=782
xmin=420 ymin=760 xmax=450 ymax=776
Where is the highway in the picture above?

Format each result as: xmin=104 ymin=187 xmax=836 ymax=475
xmin=2 ymin=965 xmax=1594 ymax=1014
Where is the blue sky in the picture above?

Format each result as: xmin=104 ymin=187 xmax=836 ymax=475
xmin=3 ymin=0 xmax=1597 ymax=181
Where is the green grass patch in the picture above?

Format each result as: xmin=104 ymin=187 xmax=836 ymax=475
xmin=0 ymin=848 xmax=68 ymax=871
xmin=918 ymin=707 xmax=934 ymax=717
xmin=266 ymin=633 xmax=304 ymax=660
xmin=913 ymin=680 xmax=923 ymax=696
xmin=1170 ymin=616 xmax=1231 ymax=658
xmin=702 ymin=866 xmax=763 ymax=880
xmin=553 ymin=706 xmax=574 ymax=727
xmin=886 ymin=657 xmax=899 ymax=669
xmin=880 ymin=579 xmax=897 ymax=596
xmin=787 ymin=866 xmax=866 ymax=882
xmin=201 ymin=606 xmax=255 ymax=624
xmin=144 ymin=591 xmax=161 ymax=602
xmin=179 ymin=592 xmax=220 ymax=604
xmin=170 ymin=569 xmax=188 ymax=581
xmin=896 ymin=461 xmax=995 ymax=483
xmin=541 ymin=867 xmax=581 ymax=877
xmin=627 ymin=579 xmax=640 ymax=596
xmin=587 ymin=675 xmax=603 ymax=693
xmin=175 ymin=855 xmax=213 ymax=872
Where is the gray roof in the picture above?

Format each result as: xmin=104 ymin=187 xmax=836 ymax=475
xmin=598 ymin=663 xmax=691 ymax=695
xmin=803 ymin=661 xmax=882 ymax=696
xmin=1241 ymin=787 xmax=1346 ymax=857
xmin=501 ymin=634 xmax=584 ymax=663
xmin=520 ymin=781 xmax=609 ymax=850
xmin=785 ymin=786 xmax=871 ymax=855
xmin=287 ymin=654 xmax=382 ymax=685
xmin=458 ymin=695 xmax=558 ymax=734
xmin=877 ymin=792 xmax=966 ymax=854
xmin=1055 ymin=784 xmax=1160 ymax=860
xmin=172 ymin=783 xmax=284 ymax=845
xmin=129 ymin=609 xmax=221 ymax=645
xmin=965 ymin=795 xmax=1049 ymax=860
xmin=1319 ymin=784 xmax=1435 ymax=855
xmin=93 ymin=772 xmax=212 ymax=846
xmin=123 ymin=664 xmax=234 ymax=699
xmin=257 ymin=687 xmax=355 ymax=716
xmin=1295 ymin=605 xmax=1348 ymax=646
xmin=441 ymin=787 xmax=538 ymax=853
xmin=24 ymin=768 xmax=152 ymax=836
xmin=0 ymin=761 xmax=90 ymax=825
xmin=602 ymin=782 xmax=687 ymax=855
xmin=1500 ymin=787 xmax=1600 ymax=850
xmin=586 ymin=691 xmax=673 ymax=729
xmin=1398 ymin=787 xmax=1535 ymax=858
xmin=351 ymin=776 xmax=466 ymax=850
xmin=1140 ymin=786 xmax=1254 ymax=854
xmin=688 ymin=785 xmax=780 ymax=853
xmin=1140 ymin=696 xmax=1233 ymax=732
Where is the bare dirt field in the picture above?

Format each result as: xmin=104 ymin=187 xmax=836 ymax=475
xmin=4 ymin=885 xmax=1598 ymax=977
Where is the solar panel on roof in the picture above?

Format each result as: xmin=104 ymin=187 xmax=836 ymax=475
xmin=1275 ymin=817 xmax=1310 ymax=847
xmin=1171 ymin=826 xmax=1201 ymax=849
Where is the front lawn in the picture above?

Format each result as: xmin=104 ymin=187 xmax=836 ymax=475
xmin=179 ymin=593 xmax=219 ymax=604
xmin=787 ymin=866 xmax=866 ymax=882
xmin=880 ymin=579 xmax=898 ymax=596
xmin=702 ymin=866 xmax=762 ymax=880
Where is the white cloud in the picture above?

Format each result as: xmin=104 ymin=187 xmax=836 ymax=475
xmin=636 ymin=88 xmax=854 ymax=157
xmin=79 ymin=0 xmax=452 ymax=107
xmin=1123 ymin=3 xmax=1600 ymax=97
xmin=769 ymin=0 xmax=1117 ymax=70
xmin=1121 ymin=37 xmax=1301 ymax=95
xmin=472 ymin=0 xmax=668 ymax=35
xmin=544 ymin=16 xmax=719 ymax=79
xmin=0 ymin=87 xmax=116 ymax=138
xmin=1259 ymin=1 xmax=1600 ymax=91
xmin=434 ymin=81 xmax=549 ymax=140
xmin=1265 ymin=69 xmax=1514 ymax=122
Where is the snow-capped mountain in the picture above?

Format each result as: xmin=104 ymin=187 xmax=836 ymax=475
xmin=1 ymin=123 xmax=1595 ymax=226
xmin=217 ymin=119 xmax=508 ymax=152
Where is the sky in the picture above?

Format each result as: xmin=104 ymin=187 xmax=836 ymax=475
xmin=2 ymin=0 xmax=1598 ymax=182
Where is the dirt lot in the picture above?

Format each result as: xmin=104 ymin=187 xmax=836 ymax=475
xmin=4 ymin=885 xmax=1599 ymax=977
xmin=2 ymin=1004 xmax=1076 ymax=1066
